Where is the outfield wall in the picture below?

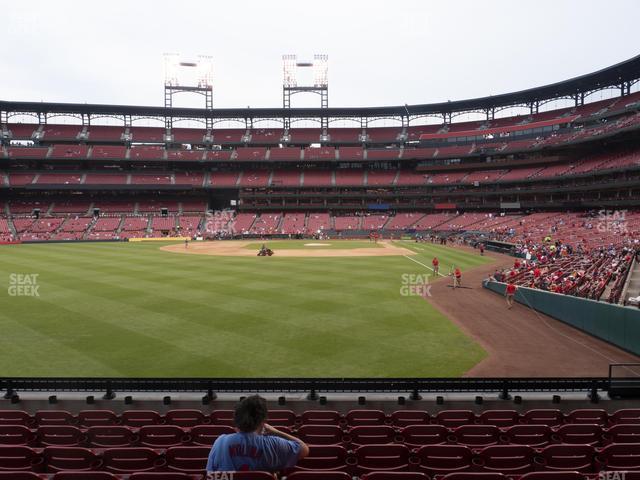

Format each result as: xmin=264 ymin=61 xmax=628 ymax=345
xmin=483 ymin=280 xmax=640 ymax=356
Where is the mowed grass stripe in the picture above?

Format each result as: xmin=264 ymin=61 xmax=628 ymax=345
xmin=0 ymin=242 xmax=486 ymax=377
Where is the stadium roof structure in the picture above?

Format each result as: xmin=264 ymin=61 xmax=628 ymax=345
xmin=1 ymin=54 xmax=639 ymax=124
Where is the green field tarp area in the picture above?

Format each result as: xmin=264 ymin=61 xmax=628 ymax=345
xmin=484 ymin=280 xmax=640 ymax=356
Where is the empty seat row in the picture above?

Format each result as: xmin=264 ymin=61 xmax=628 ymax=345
xmin=3 ymin=424 xmax=638 ymax=449
xmin=1 ymin=409 xmax=637 ymax=428
xmin=2 ymin=444 xmax=640 ymax=475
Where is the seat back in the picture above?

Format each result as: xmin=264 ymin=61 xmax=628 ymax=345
xmin=389 ymin=410 xmax=430 ymax=427
xmin=565 ymin=409 xmax=608 ymax=426
xmin=400 ymin=425 xmax=449 ymax=447
xmin=502 ymin=425 xmax=553 ymax=447
xmin=101 ymin=447 xmax=163 ymax=473
xmin=538 ymin=444 xmax=595 ymax=472
xmin=86 ymin=426 xmax=137 ymax=448
xmin=554 ymin=424 xmax=602 ymax=445
xmin=300 ymin=410 xmax=342 ymax=426
xmin=522 ymin=410 xmax=564 ymax=427
xmin=415 ymin=445 xmax=473 ymax=475
xmin=435 ymin=410 xmax=476 ymax=428
xmin=165 ymin=446 xmax=210 ymax=473
xmin=0 ymin=446 xmax=42 ymax=471
xmin=297 ymin=425 xmax=344 ymax=446
xmin=34 ymin=411 xmax=75 ymax=427
xmin=138 ymin=425 xmax=187 ymax=448
xmin=348 ymin=426 xmax=397 ymax=447
xmin=0 ymin=411 xmax=33 ymax=427
xmin=43 ymin=447 xmax=100 ymax=472
xmin=120 ymin=411 xmax=162 ymax=428
xmin=0 ymin=425 xmax=33 ymax=446
xmin=37 ymin=426 xmax=84 ymax=447
xmin=164 ymin=409 xmax=209 ymax=428
xmin=190 ymin=425 xmax=235 ymax=446
xmin=355 ymin=444 xmax=410 ymax=472
xmin=478 ymin=410 xmax=520 ymax=427
xmin=475 ymin=445 xmax=536 ymax=474
xmin=76 ymin=410 xmax=119 ymax=428
xmin=346 ymin=410 xmax=387 ymax=427
xmin=451 ymin=425 xmax=500 ymax=447
xmin=295 ymin=445 xmax=349 ymax=471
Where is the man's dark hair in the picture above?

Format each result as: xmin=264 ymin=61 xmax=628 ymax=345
xmin=234 ymin=395 xmax=268 ymax=432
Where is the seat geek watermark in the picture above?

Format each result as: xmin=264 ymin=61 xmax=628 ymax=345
xmin=207 ymin=473 xmax=235 ymax=480
xmin=400 ymin=273 xmax=432 ymax=297
xmin=8 ymin=273 xmax=40 ymax=297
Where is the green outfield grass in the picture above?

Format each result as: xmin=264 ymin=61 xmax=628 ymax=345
xmin=242 ymin=240 xmax=382 ymax=250
xmin=0 ymin=241 xmax=493 ymax=377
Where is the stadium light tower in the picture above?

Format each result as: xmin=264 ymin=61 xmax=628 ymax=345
xmin=282 ymin=54 xmax=329 ymax=134
xmin=163 ymin=54 xmax=214 ymax=133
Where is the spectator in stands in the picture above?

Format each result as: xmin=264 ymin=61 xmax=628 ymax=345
xmin=206 ymin=395 xmax=308 ymax=476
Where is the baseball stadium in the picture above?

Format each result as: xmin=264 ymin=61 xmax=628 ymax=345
xmin=2 ymin=2 xmax=640 ymax=479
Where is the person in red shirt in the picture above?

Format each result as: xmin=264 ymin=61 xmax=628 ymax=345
xmin=533 ymin=267 xmax=541 ymax=279
xmin=479 ymin=243 xmax=485 ymax=256
xmin=505 ymin=282 xmax=517 ymax=309
xmin=432 ymin=257 xmax=439 ymax=276
xmin=453 ymin=267 xmax=462 ymax=289
xmin=514 ymin=259 xmax=521 ymax=269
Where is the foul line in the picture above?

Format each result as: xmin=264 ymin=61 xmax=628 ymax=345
xmin=403 ymin=255 xmax=447 ymax=277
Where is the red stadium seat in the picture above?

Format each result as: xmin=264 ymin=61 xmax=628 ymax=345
xmin=43 ymin=447 xmax=101 ymax=472
xmin=565 ymin=410 xmax=608 ymax=426
xmin=138 ymin=425 xmax=188 ymax=448
xmin=536 ymin=445 xmax=595 ymax=472
xmin=300 ymin=411 xmax=342 ymax=426
xmin=76 ymin=410 xmax=119 ymax=428
xmin=224 ymin=473 xmax=276 ymax=480
xmin=128 ymin=473 xmax=199 ymax=480
xmin=353 ymin=444 xmax=412 ymax=475
xmin=296 ymin=425 xmax=345 ymax=446
xmin=552 ymin=424 xmax=602 ymax=446
xmin=596 ymin=443 xmax=640 ymax=471
xmin=0 ymin=446 xmax=43 ymax=471
xmin=164 ymin=446 xmax=210 ymax=474
xmin=520 ymin=473 xmax=586 ymax=480
xmin=211 ymin=410 xmax=235 ymax=427
xmin=414 ymin=445 xmax=474 ymax=475
xmin=121 ymin=411 xmax=163 ymax=428
xmin=347 ymin=426 xmax=398 ymax=447
xmin=441 ymin=474 xmax=507 ymax=480
xmin=389 ymin=411 xmax=430 ymax=427
xmin=51 ymin=473 xmax=119 ymax=480
xmin=36 ymin=426 xmax=85 ymax=447
xmin=435 ymin=411 xmax=476 ymax=428
xmin=478 ymin=410 xmax=520 ymax=427
xmin=101 ymin=447 xmax=164 ymax=473
xmin=610 ymin=409 xmax=640 ymax=425
xmin=86 ymin=426 xmax=137 ymax=448
xmin=164 ymin=409 xmax=210 ymax=427
xmin=602 ymin=424 xmax=640 ymax=444
xmin=0 ymin=411 xmax=33 ymax=427
xmin=0 ymin=425 xmax=34 ymax=446
xmin=0 ymin=473 xmax=46 ymax=479
xmin=266 ymin=410 xmax=298 ymax=427
xmin=34 ymin=411 xmax=76 ymax=426
xmin=522 ymin=410 xmax=564 ymax=427
xmin=450 ymin=425 xmax=501 ymax=447
xmin=474 ymin=445 xmax=536 ymax=474
xmin=189 ymin=425 xmax=235 ymax=446
xmin=361 ymin=473 xmax=431 ymax=480
xmin=399 ymin=425 xmax=449 ymax=448
xmin=346 ymin=410 xmax=387 ymax=426
xmin=293 ymin=445 xmax=350 ymax=472
xmin=502 ymin=425 xmax=553 ymax=447
xmin=287 ymin=471 xmax=351 ymax=480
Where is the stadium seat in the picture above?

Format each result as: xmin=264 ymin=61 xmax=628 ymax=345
xmin=450 ymin=425 xmax=501 ymax=447
xmin=596 ymin=443 xmax=640 ymax=471
xmin=43 ymin=447 xmax=101 ymax=472
xmin=189 ymin=425 xmax=235 ymax=446
xmin=36 ymin=426 xmax=85 ymax=447
xmin=51 ymin=473 xmax=119 ymax=480
xmin=353 ymin=444 xmax=412 ymax=475
xmin=86 ymin=426 xmax=137 ymax=448
xmin=164 ymin=446 xmax=210 ymax=473
xmin=361 ymin=473 xmax=431 ymax=480
xmin=602 ymin=424 xmax=640 ymax=444
xmin=121 ymin=411 xmax=163 ymax=427
xmin=300 ymin=410 xmax=343 ymax=426
xmin=441 ymin=474 xmax=507 ymax=480
xmin=565 ymin=410 xmax=608 ymax=426
xmin=552 ymin=424 xmax=602 ymax=445
xmin=474 ymin=445 xmax=537 ymax=474
xmin=77 ymin=410 xmax=119 ymax=428
xmin=399 ymin=424 xmax=449 ymax=448
xmin=478 ymin=410 xmax=520 ymax=427
xmin=211 ymin=410 xmax=235 ymax=427
xmin=536 ymin=445 xmax=595 ymax=472
xmin=501 ymin=425 xmax=553 ymax=447
xmin=34 ymin=411 xmax=75 ymax=426
xmin=0 ymin=411 xmax=33 ymax=427
xmin=435 ymin=411 xmax=476 ymax=428
xmin=347 ymin=425 xmax=398 ymax=447
xmin=389 ymin=410 xmax=430 ymax=427
xmin=101 ymin=447 xmax=165 ymax=473
xmin=128 ymin=473 xmax=199 ymax=480
xmin=0 ymin=473 xmax=46 ymax=479
xmin=293 ymin=445 xmax=350 ymax=472
xmin=296 ymin=425 xmax=345 ymax=445
xmin=266 ymin=410 xmax=298 ymax=427
xmin=414 ymin=445 xmax=474 ymax=475
xmin=0 ymin=446 xmax=43 ymax=471
xmin=519 ymin=473 xmax=586 ymax=480
xmin=287 ymin=471 xmax=351 ymax=480
xmin=346 ymin=410 xmax=387 ymax=426
xmin=0 ymin=425 xmax=34 ymax=446
xmin=521 ymin=410 xmax=564 ymax=427
xmin=609 ymin=409 xmax=640 ymax=425
xmin=164 ymin=409 xmax=210 ymax=427
xmin=225 ymin=473 xmax=277 ymax=479
xmin=138 ymin=425 xmax=188 ymax=448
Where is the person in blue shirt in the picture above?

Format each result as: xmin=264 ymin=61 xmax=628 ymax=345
xmin=206 ymin=395 xmax=309 ymax=477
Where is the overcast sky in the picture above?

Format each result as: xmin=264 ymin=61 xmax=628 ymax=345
xmin=2 ymin=0 xmax=639 ymax=110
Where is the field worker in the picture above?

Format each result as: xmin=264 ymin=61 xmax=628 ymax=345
xmin=453 ymin=267 xmax=462 ymax=288
xmin=505 ymin=282 xmax=518 ymax=309
xmin=206 ymin=395 xmax=308 ymax=476
xmin=432 ymin=257 xmax=439 ymax=276
xmin=185 ymin=237 xmax=189 ymax=249
xmin=479 ymin=243 xmax=485 ymax=256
